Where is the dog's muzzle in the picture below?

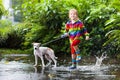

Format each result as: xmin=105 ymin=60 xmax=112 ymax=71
xmin=35 ymin=48 xmax=38 ymax=50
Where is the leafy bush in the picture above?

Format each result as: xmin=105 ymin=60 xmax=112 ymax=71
xmin=0 ymin=3 xmax=4 ymax=18
xmin=22 ymin=0 xmax=69 ymax=32
xmin=103 ymin=0 xmax=120 ymax=55
xmin=19 ymin=0 xmax=116 ymax=55
xmin=0 ymin=20 xmax=32 ymax=48
xmin=0 ymin=20 xmax=12 ymax=46
xmin=0 ymin=0 xmax=119 ymax=57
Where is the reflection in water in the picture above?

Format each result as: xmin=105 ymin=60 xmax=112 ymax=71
xmin=33 ymin=67 xmax=49 ymax=80
xmin=0 ymin=60 xmax=49 ymax=80
xmin=0 ymin=54 xmax=120 ymax=80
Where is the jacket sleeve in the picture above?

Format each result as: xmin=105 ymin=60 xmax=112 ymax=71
xmin=65 ymin=24 xmax=69 ymax=32
xmin=81 ymin=26 xmax=89 ymax=36
xmin=74 ymin=22 xmax=89 ymax=40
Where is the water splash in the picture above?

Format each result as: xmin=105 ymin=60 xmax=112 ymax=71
xmin=52 ymin=52 xmax=108 ymax=72
xmin=95 ymin=52 xmax=107 ymax=67
xmin=81 ymin=52 xmax=108 ymax=71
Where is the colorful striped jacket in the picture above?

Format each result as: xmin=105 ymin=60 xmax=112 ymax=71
xmin=65 ymin=20 xmax=89 ymax=43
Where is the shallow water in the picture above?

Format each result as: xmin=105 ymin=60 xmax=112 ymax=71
xmin=0 ymin=54 xmax=120 ymax=80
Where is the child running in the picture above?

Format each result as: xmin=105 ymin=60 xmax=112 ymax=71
xmin=61 ymin=9 xmax=90 ymax=69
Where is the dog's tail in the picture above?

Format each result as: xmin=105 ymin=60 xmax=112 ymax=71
xmin=55 ymin=57 xmax=58 ymax=59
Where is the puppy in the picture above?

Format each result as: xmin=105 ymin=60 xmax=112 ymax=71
xmin=32 ymin=42 xmax=57 ymax=67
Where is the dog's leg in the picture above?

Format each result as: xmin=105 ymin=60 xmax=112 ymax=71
xmin=46 ymin=48 xmax=57 ymax=67
xmin=51 ymin=56 xmax=57 ymax=67
xmin=53 ymin=59 xmax=57 ymax=67
xmin=40 ymin=56 xmax=45 ymax=67
xmin=46 ymin=60 xmax=52 ymax=67
xmin=34 ymin=54 xmax=38 ymax=66
xmin=50 ymin=57 xmax=57 ymax=67
xmin=45 ymin=55 xmax=52 ymax=67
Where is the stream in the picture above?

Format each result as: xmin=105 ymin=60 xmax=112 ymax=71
xmin=0 ymin=54 xmax=120 ymax=80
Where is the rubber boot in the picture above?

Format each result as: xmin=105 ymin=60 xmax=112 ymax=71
xmin=76 ymin=50 xmax=81 ymax=62
xmin=69 ymin=59 xmax=76 ymax=69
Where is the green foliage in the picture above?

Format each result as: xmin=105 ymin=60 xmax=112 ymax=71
xmin=0 ymin=0 xmax=8 ymax=17
xmin=0 ymin=20 xmax=28 ymax=48
xmin=11 ymin=22 xmax=46 ymax=49
xmin=103 ymin=0 xmax=120 ymax=54
xmin=104 ymin=30 xmax=120 ymax=47
xmin=0 ymin=0 xmax=120 ymax=57
xmin=0 ymin=20 xmax=12 ymax=45
xmin=0 ymin=2 xmax=4 ymax=17
xmin=22 ymin=0 xmax=68 ymax=32
xmin=0 ymin=48 xmax=32 ymax=54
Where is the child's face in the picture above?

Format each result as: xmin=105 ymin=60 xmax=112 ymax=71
xmin=69 ymin=10 xmax=78 ymax=21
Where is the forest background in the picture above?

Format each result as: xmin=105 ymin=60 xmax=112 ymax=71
xmin=0 ymin=0 xmax=119 ymax=58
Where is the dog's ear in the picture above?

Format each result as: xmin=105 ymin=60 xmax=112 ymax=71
xmin=32 ymin=42 xmax=34 ymax=45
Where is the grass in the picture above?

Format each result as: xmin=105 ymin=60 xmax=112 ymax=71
xmin=0 ymin=48 xmax=33 ymax=54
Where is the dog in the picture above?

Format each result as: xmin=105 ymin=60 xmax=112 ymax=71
xmin=32 ymin=42 xmax=57 ymax=68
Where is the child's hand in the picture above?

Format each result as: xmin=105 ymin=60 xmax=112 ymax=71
xmin=85 ymin=36 xmax=89 ymax=40
xmin=61 ymin=33 xmax=68 ymax=38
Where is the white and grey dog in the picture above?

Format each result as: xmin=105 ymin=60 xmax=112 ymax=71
xmin=32 ymin=42 xmax=57 ymax=68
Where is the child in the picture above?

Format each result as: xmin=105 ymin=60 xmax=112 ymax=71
xmin=61 ymin=9 xmax=89 ymax=69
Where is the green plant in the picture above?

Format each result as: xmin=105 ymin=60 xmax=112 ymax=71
xmin=103 ymin=0 xmax=120 ymax=55
xmin=0 ymin=20 xmax=12 ymax=46
xmin=0 ymin=3 xmax=4 ymax=17
xmin=22 ymin=0 xmax=68 ymax=32
xmin=0 ymin=48 xmax=32 ymax=54
xmin=0 ymin=0 xmax=119 ymax=57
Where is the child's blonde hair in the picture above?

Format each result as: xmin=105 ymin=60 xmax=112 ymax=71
xmin=69 ymin=9 xmax=79 ymax=20
xmin=69 ymin=9 xmax=78 ymax=16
